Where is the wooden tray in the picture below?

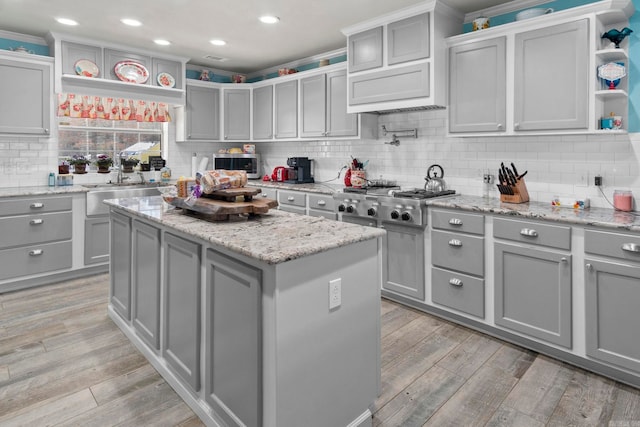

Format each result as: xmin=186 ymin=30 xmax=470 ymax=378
xmin=201 ymin=186 xmax=262 ymax=202
xmin=165 ymin=195 xmax=277 ymax=220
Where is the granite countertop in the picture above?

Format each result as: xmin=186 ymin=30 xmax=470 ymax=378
xmin=0 ymin=185 xmax=89 ymax=198
xmin=427 ymin=194 xmax=640 ymax=232
xmin=248 ymin=180 xmax=343 ymax=195
xmin=105 ymin=195 xmax=385 ymax=265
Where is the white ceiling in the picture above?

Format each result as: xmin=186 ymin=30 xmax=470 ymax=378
xmin=0 ymin=0 xmax=515 ymax=73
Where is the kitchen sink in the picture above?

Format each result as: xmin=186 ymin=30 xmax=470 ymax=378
xmin=85 ymin=183 xmax=170 ymax=216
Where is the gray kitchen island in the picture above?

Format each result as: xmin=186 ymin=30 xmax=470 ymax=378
xmin=105 ymin=195 xmax=385 ymax=427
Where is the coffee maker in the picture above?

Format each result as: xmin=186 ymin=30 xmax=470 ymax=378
xmin=285 ymin=157 xmax=314 ymax=184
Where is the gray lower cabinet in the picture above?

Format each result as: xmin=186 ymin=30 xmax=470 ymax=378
xmin=585 ymin=258 xmax=640 ymax=373
xmin=253 ymin=85 xmax=273 ymax=139
xmin=274 ymin=80 xmax=297 ymax=138
xmin=110 ymin=211 xmax=132 ymax=321
xmin=494 ymin=242 xmax=572 ymax=348
xmin=186 ymin=84 xmax=220 ymax=140
xmin=132 ymin=220 xmax=161 ymax=350
xmin=382 ymin=223 xmax=425 ymax=300
xmin=513 ymin=19 xmax=588 ymax=131
xmin=84 ymin=216 xmax=110 ymax=265
xmin=223 ymin=88 xmax=250 ymax=140
xmin=448 ymin=36 xmax=506 ymax=133
xmin=0 ymin=56 xmax=51 ymax=135
xmin=205 ymin=249 xmax=262 ymax=427
xmin=163 ymin=232 xmax=201 ymax=392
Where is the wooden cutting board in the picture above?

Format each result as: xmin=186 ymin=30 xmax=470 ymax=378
xmin=163 ymin=187 xmax=277 ymax=220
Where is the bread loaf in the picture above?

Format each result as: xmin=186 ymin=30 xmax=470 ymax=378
xmin=199 ymin=170 xmax=247 ymax=194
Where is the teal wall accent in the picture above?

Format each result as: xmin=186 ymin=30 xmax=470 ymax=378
xmin=629 ymin=0 xmax=639 ymax=131
xmin=0 ymin=38 xmax=49 ymax=56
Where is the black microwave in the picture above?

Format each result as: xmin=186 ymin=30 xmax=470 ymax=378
xmin=212 ymin=153 xmax=260 ymax=179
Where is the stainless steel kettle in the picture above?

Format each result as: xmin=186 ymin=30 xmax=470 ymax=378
xmin=424 ymin=164 xmax=447 ymax=192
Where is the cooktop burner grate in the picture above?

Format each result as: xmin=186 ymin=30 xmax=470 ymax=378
xmin=394 ymin=189 xmax=456 ymax=199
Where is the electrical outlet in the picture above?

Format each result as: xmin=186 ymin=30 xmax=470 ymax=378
xmin=483 ymin=174 xmax=494 ymax=184
xmin=595 ymin=175 xmax=602 ymax=186
xmin=329 ymin=278 xmax=341 ymax=310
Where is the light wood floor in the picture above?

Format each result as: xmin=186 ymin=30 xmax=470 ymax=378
xmin=1 ymin=275 xmax=640 ymax=426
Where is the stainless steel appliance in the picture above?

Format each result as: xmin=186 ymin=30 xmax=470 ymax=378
xmin=333 ymin=186 xmax=456 ymax=301
xmin=212 ymin=153 xmax=260 ymax=179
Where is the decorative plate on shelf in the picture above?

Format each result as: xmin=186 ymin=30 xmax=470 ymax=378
xmin=157 ymin=72 xmax=175 ymax=88
xmin=114 ymin=61 xmax=149 ymax=84
xmin=74 ymin=59 xmax=99 ymax=78
xmin=598 ymin=62 xmax=626 ymax=89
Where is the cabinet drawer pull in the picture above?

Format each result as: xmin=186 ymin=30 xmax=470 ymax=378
xmin=449 ymin=278 xmax=463 ymax=287
xmin=448 ymin=239 xmax=462 ymax=247
xmin=261 ymin=193 xmax=268 ymax=197
xmin=30 ymin=202 xmax=44 ymax=209
xmin=317 ymin=200 xmax=326 ymax=206
xmin=29 ymin=249 xmax=43 ymax=256
xmin=586 ymin=263 xmax=593 ymax=271
xmin=287 ymin=196 xmax=295 ymax=202
xmin=561 ymin=257 xmax=568 ymax=263
xmin=448 ymin=218 xmax=463 ymax=226
xmin=30 ymin=219 xmax=44 ymax=225
xmin=520 ymin=228 xmax=538 ymax=237
xmin=622 ymin=243 xmax=640 ymax=253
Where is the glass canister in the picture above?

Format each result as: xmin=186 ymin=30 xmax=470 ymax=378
xmin=613 ymin=190 xmax=633 ymax=212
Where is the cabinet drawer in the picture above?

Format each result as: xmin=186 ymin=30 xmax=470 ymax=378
xmin=431 ymin=209 xmax=483 ymax=235
xmin=432 ymin=230 xmax=484 ymax=277
xmin=0 ymin=240 xmax=72 ymax=280
xmin=279 ymin=190 xmax=306 ymax=208
xmin=308 ymin=194 xmax=335 ymax=212
xmin=432 ymin=266 xmax=484 ymax=318
xmin=0 ymin=212 xmax=72 ymax=249
xmin=493 ymin=217 xmax=570 ymax=250
xmin=0 ymin=196 xmax=72 ymax=216
xmin=258 ymin=188 xmax=277 ymax=200
xmin=585 ymin=229 xmax=640 ymax=263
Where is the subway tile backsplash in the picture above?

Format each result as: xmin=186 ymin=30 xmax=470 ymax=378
xmin=0 ymin=135 xmax=56 ymax=187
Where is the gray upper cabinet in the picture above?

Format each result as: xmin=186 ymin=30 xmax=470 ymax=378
xmin=223 ymin=88 xmax=250 ymax=140
xmin=449 ymin=37 xmax=507 ymax=133
xmin=513 ymin=19 xmax=588 ymax=131
xmin=253 ymin=85 xmax=273 ymax=139
xmin=300 ymin=74 xmax=326 ymax=137
xmin=387 ymin=13 xmax=430 ymax=65
xmin=0 ymin=56 xmax=51 ymax=135
xmin=186 ymin=84 xmax=220 ymax=140
xmin=274 ymin=80 xmax=297 ymax=138
xmin=348 ymin=27 xmax=383 ymax=73
xmin=301 ymin=70 xmax=358 ymax=138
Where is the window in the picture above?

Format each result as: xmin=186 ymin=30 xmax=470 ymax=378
xmin=58 ymin=118 xmax=166 ymax=171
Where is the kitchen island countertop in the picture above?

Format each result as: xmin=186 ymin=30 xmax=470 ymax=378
xmin=105 ymin=195 xmax=385 ymax=264
xmin=428 ymin=194 xmax=640 ymax=232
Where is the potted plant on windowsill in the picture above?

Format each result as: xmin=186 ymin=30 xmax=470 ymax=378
xmin=69 ymin=155 xmax=91 ymax=174
xmin=121 ymin=157 xmax=139 ymax=173
xmin=58 ymin=157 xmax=70 ymax=175
xmin=95 ymin=154 xmax=113 ymax=174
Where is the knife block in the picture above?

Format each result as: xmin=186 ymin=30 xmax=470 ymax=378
xmin=500 ymin=179 xmax=530 ymax=204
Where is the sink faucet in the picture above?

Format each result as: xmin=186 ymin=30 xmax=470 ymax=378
xmin=137 ymin=171 xmax=146 ymax=184
xmin=116 ymin=154 xmax=129 ymax=184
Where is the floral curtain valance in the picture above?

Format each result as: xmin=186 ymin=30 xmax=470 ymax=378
xmin=57 ymin=93 xmax=171 ymax=122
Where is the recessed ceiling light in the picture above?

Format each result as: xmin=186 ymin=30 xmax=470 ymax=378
xmin=259 ymin=15 xmax=280 ymax=24
xmin=210 ymin=39 xmax=226 ymax=46
xmin=121 ymin=18 xmax=142 ymax=27
xmin=56 ymin=18 xmax=78 ymax=26
xmin=154 ymin=39 xmax=171 ymax=46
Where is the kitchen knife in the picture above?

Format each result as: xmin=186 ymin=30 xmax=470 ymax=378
xmin=511 ymin=162 xmax=519 ymax=178
xmin=518 ymin=170 xmax=528 ymax=180
xmin=506 ymin=168 xmax=518 ymax=186
xmin=500 ymin=162 xmax=509 ymax=184
xmin=498 ymin=169 xmax=505 ymax=185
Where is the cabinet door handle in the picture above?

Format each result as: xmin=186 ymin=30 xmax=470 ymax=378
xmin=520 ymin=228 xmax=538 ymax=237
xmin=561 ymin=257 xmax=568 ymax=263
xmin=287 ymin=196 xmax=295 ymax=202
xmin=514 ymin=122 xmax=520 ymax=130
xmin=44 ymin=128 xmax=49 ymax=134
xmin=30 ymin=202 xmax=44 ymax=209
xmin=448 ymin=218 xmax=463 ymax=226
xmin=497 ymin=123 xmax=503 ymax=130
xmin=586 ymin=263 xmax=593 ymax=271
xmin=30 ymin=219 xmax=44 ymax=225
xmin=448 ymin=239 xmax=462 ymax=247
xmin=29 ymin=249 xmax=44 ymax=256
xmin=449 ymin=278 xmax=463 ymax=287
xmin=622 ymin=243 xmax=640 ymax=253
xmin=317 ymin=200 xmax=326 ymax=206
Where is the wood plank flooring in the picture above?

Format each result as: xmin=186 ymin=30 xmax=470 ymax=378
xmin=2 ymin=274 xmax=640 ymax=426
